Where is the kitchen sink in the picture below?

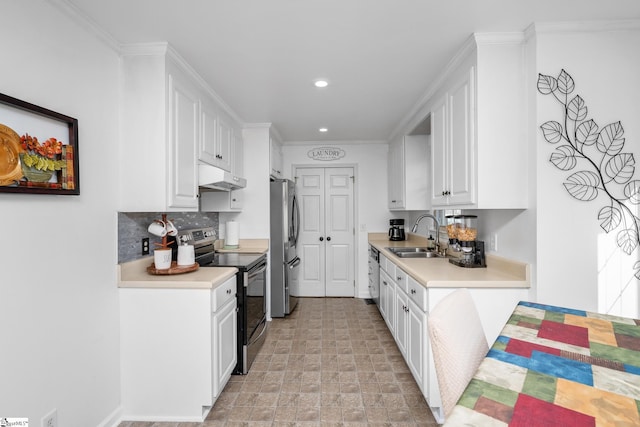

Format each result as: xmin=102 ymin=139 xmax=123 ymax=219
xmin=385 ymin=247 xmax=442 ymax=258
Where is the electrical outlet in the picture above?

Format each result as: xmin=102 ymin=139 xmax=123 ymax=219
xmin=490 ymin=234 xmax=498 ymax=251
xmin=142 ymin=237 xmax=150 ymax=255
xmin=42 ymin=409 xmax=57 ymax=427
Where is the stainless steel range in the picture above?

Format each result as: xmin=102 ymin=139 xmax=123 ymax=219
xmin=178 ymin=227 xmax=267 ymax=375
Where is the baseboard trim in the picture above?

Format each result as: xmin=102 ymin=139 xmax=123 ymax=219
xmin=96 ymin=406 xmax=122 ymax=427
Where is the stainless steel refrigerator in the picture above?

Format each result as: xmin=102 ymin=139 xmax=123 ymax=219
xmin=270 ymin=179 xmax=300 ymax=317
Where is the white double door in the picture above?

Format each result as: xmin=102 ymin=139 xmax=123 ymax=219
xmin=295 ymin=166 xmax=355 ymax=297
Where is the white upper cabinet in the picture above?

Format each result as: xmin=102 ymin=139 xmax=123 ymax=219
xmin=388 ymin=134 xmax=430 ymax=211
xmin=430 ymin=68 xmax=475 ymax=206
xmin=167 ymin=65 xmax=200 ymax=210
xmin=119 ymin=44 xmax=244 ymax=212
xmin=387 ymin=138 xmax=404 ymax=209
xmin=120 ymin=46 xmax=199 ymax=211
xmin=421 ymin=34 xmax=528 ymax=209
xmin=200 ymin=97 xmax=232 ymax=172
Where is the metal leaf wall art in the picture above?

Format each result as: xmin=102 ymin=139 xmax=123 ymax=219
xmin=537 ymin=69 xmax=640 ymax=278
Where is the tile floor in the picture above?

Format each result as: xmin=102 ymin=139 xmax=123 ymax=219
xmin=118 ymin=297 xmax=439 ymax=427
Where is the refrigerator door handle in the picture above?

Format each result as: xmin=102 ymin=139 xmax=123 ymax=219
xmin=292 ymin=194 xmax=300 ymax=246
xmin=288 ymin=256 xmax=301 ymax=269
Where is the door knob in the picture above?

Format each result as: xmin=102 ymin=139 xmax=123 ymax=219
xmin=327 ymin=236 xmax=331 ymax=241
xmin=319 ymin=237 xmax=324 ymax=241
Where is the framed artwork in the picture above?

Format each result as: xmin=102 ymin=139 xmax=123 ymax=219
xmin=0 ymin=92 xmax=79 ymax=195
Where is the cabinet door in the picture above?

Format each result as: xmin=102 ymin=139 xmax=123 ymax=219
xmin=229 ymin=190 xmax=243 ymax=210
xmin=199 ymin=96 xmax=236 ymax=173
xmin=216 ymin=114 xmax=233 ymax=172
xmin=388 ymin=137 xmax=405 ymax=210
xmin=167 ymin=72 xmax=199 ymax=209
xmin=395 ymin=288 xmax=409 ymax=357
xmin=384 ymin=275 xmax=395 ymax=335
xmin=447 ymin=69 xmax=474 ymax=205
xmin=407 ymin=298 xmax=427 ymax=390
xmin=199 ymin=98 xmax=219 ymax=166
xmin=379 ymin=269 xmax=392 ymax=322
xmin=431 ymin=96 xmax=448 ymax=206
xmin=213 ymin=298 xmax=237 ymax=397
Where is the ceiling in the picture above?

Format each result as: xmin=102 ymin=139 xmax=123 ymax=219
xmin=62 ymin=0 xmax=640 ymax=143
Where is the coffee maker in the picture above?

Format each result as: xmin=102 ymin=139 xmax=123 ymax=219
xmin=389 ymin=219 xmax=406 ymax=241
xmin=447 ymin=215 xmax=486 ymax=268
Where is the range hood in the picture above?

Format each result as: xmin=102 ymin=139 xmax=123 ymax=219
xmin=198 ymin=164 xmax=246 ymax=191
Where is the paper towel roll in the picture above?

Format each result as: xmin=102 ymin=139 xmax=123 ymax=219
xmin=226 ymin=221 xmax=239 ymax=248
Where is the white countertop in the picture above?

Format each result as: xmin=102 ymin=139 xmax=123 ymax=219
xmin=369 ymin=233 xmax=530 ymax=289
xmin=118 ymin=257 xmax=237 ymax=289
xmin=214 ymin=238 xmax=269 ymax=253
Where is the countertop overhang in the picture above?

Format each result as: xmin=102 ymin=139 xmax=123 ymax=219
xmin=369 ymin=233 xmax=530 ymax=289
xmin=118 ymin=257 xmax=238 ymax=289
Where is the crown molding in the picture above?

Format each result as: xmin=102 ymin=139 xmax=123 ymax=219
xmin=474 ymin=32 xmax=526 ymax=45
xmin=388 ymin=33 xmax=478 ymax=143
xmin=533 ymin=19 xmax=640 ymax=35
xmin=46 ymin=0 xmax=121 ymax=52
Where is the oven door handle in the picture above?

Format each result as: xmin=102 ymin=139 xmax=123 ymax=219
xmin=244 ymin=262 xmax=267 ymax=287
xmin=248 ymin=317 xmax=268 ymax=346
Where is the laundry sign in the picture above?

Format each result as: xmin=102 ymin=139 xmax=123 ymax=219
xmin=307 ymin=146 xmax=345 ymax=161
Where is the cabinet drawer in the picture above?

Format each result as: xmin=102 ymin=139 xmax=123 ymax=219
xmin=394 ymin=267 xmax=408 ymax=294
xmin=380 ymin=255 xmax=395 ymax=277
xmin=406 ymin=276 xmax=427 ymax=312
xmin=212 ymin=276 xmax=237 ymax=312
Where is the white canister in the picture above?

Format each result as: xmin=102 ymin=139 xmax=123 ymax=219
xmin=177 ymin=243 xmax=195 ymax=266
xmin=154 ymin=248 xmax=172 ymax=269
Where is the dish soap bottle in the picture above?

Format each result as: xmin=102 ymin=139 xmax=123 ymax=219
xmin=427 ymin=234 xmax=435 ymax=250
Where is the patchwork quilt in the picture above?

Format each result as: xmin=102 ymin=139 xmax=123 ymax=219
xmin=445 ymin=301 xmax=640 ymax=427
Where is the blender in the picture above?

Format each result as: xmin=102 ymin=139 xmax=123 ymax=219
xmin=448 ymin=215 xmax=486 ymax=268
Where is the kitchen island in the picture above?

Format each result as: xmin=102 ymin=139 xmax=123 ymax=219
xmin=368 ymin=232 xmax=530 ymax=423
xmin=118 ymin=258 xmax=239 ymax=422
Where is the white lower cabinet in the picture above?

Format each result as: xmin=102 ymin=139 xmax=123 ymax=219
xmin=379 ymin=268 xmax=396 ymax=336
xmin=407 ymin=298 xmax=428 ymax=394
xmin=380 ymin=260 xmax=444 ymax=423
xmin=395 ymin=284 xmax=409 ymax=357
xmin=378 ymin=256 xmax=528 ymax=424
xmin=393 ymin=275 xmax=430 ymax=402
xmin=212 ymin=288 xmax=237 ymax=398
xmin=120 ymin=276 xmax=237 ymax=421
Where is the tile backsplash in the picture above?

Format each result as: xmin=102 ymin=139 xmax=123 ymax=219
xmin=118 ymin=211 xmax=219 ymax=263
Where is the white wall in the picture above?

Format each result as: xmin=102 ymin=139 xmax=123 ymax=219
xmin=533 ymin=24 xmax=640 ymax=315
xmin=282 ymin=141 xmax=389 ymax=298
xmin=0 ymin=1 xmax=121 ymax=426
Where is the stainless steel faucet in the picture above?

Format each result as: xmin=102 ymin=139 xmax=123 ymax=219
xmin=411 ymin=213 xmax=439 ymax=249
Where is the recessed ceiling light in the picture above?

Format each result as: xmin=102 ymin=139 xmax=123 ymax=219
xmin=319 ymin=127 xmax=328 ymax=132
xmin=314 ymin=80 xmax=329 ymax=88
